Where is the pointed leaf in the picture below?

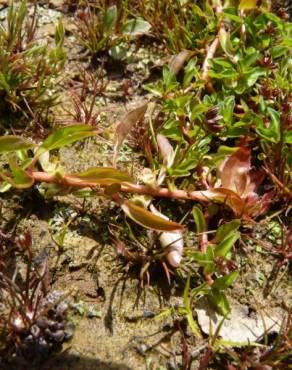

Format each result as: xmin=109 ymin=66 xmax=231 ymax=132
xmin=196 ymin=188 xmax=246 ymax=217
xmin=239 ymin=0 xmax=257 ymax=10
xmin=184 ymin=275 xmax=191 ymax=307
xmin=214 ymin=231 xmax=240 ymax=258
xmin=190 ymin=246 xmax=216 ymax=275
xmin=157 ymin=134 xmax=175 ymax=168
xmin=214 ymin=220 xmax=241 ymax=243
xmin=0 ymin=162 xmax=34 ymax=189
xmin=169 ymin=50 xmax=194 ymax=75
xmin=122 ymin=18 xmax=151 ymax=36
xmin=219 ymin=147 xmax=251 ymax=196
xmin=283 ymin=131 xmax=292 ymax=144
xmin=212 ymin=271 xmax=239 ymax=290
xmin=192 ymin=206 xmax=206 ymax=233
xmin=66 ymin=167 xmax=133 ymax=186
xmin=186 ymin=309 xmax=201 ymax=337
xmin=255 ymin=108 xmax=280 ymax=144
xmin=121 ymin=200 xmax=184 ymax=232
xmin=203 ymin=245 xmax=216 ymax=275
xmin=103 ymin=5 xmax=117 ymax=31
xmin=113 ymin=102 xmax=148 ymax=166
xmin=35 ymin=125 xmax=96 ymax=157
xmin=209 ymin=290 xmax=230 ymax=316
xmin=219 ymin=29 xmax=235 ymax=59
xmin=0 ymin=136 xmax=35 ymax=154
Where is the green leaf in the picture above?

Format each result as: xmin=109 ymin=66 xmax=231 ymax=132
xmin=204 ymin=245 xmax=216 ymax=275
xmin=214 ymin=231 xmax=240 ymax=258
xmin=245 ymin=67 xmax=266 ymax=87
xmin=241 ymin=50 xmax=259 ymax=69
xmin=270 ymin=45 xmax=290 ymax=59
xmin=219 ymin=28 xmax=235 ymax=60
xmin=183 ymin=58 xmax=198 ymax=87
xmin=223 ymin=10 xmax=242 ymax=23
xmin=212 ymin=271 xmax=239 ymax=290
xmin=239 ymin=0 xmax=257 ymax=10
xmin=191 ymin=103 xmax=209 ymax=120
xmin=189 ymin=246 xmax=216 ymax=275
xmin=221 ymin=96 xmax=235 ymax=124
xmin=209 ymin=69 xmax=238 ymax=79
xmin=209 ymin=290 xmax=230 ymax=316
xmin=186 ymin=310 xmax=201 ymax=337
xmin=283 ymin=131 xmax=292 ymax=144
xmin=255 ymin=108 xmax=280 ymax=143
xmin=35 ymin=125 xmax=96 ymax=157
xmin=0 ymin=182 xmax=12 ymax=193
xmin=190 ymin=282 xmax=210 ymax=298
xmin=87 ymin=306 xmax=102 ymax=318
xmin=103 ymin=5 xmax=117 ymax=31
xmin=55 ymin=20 xmax=65 ymax=47
xmin=66 ymin=167 xmax=133 ymax=186
xmin=192 ymin=206 xmax=206 ymax=233
xmin=40 ymin=183 xmax=69 ymax=199
xmin=0 ymin=136 xmax=35 ymax=154
xmin=122 ymin=18 xmax=151 ymax=36
xmin=0 ymin=73 xmax=10 ymax=93
xmin=183 ymin=276 xmax=201 ymax=337
xmin=109 ymin=44 xmax=128 ymax=60
xmin=121 ymin=201 xmax=184 ymax=232
xmin=0 ymin=162 xmax=34 ymax=189
xmin=214 ymin=220 xmax=241 ymax=243
xmin=183 ymin=275 xmax=191 ymax=307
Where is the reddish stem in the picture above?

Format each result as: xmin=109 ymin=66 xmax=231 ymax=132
xmin=31 ymin=171 xmax=212 ymax=203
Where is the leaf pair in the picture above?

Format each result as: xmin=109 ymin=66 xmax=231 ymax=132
xmin=214 ymin=147 xmax=269 ymax=217
xmin=191 ymin=271 xmax=239 ymax=316
xmin=189 ymin=219 xmax=240 ymax=276
xmin=0 ymin=161 xmax=34 ymax=189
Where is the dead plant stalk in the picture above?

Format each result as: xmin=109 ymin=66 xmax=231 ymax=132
xmin=184 ymin=0 xmax=224 ymax=94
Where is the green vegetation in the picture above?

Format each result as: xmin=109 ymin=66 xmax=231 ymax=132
xmin=0 ymin=1 xmax=65 ymax=131
xmin=0 ymin=0 xmax=291 ymax=369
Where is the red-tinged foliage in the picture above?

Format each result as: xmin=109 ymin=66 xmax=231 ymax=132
xmin=218 ymin=147 xmax=273 ymax=217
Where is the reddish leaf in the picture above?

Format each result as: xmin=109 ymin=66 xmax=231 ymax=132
xmin=219 ymin=147 xmax=265 ymax=199
xmin=113 ymin=102 xmax=148 ymax=166
xmin=219 ymin=147 xmax=251 ymax=196
xmin=157 ymin=134 xmax=175 ymax=168
xmin=217 ymin=147 xmax=272 ymax=217
xmin=197 ymin=188 xmax=245 ymax=216
xmin=169 ymin=50 xmax=194 ymax=75
xmin=246 ymin=190 xmax=275 ymax=217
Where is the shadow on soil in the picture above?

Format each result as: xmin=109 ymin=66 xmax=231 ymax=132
xmin=0 ymin=354 xmax=132 ymax=370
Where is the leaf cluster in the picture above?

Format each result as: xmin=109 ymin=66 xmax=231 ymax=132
xmin=74 ymin=2 xmax=151 ymax=59
xmin=0 ymin=1 xmax=66 ymax=130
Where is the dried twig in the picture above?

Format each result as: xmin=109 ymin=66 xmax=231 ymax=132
xmin=184 ymin=0 xmax=224 ymax=94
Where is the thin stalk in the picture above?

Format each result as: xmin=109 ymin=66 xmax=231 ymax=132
xmin=30 ymin=171 xmax=214 ymax=203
